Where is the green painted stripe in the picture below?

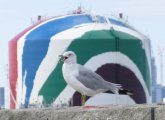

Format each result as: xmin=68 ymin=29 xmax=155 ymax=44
xmin=39 ymin=30 xmax=151 ymax=104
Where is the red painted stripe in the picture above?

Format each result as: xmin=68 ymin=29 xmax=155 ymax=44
xmin=9 ymin=40 xmax=17 ymax=109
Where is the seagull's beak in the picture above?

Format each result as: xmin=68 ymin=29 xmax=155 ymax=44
xmin=58 ymin=55 xmax=68 ymax=63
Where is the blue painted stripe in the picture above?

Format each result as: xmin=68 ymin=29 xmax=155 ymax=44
xmin=109 ymin=18 xmax=133 ymax=30
xmin=22 ymin=15 xmax=93 ymax=107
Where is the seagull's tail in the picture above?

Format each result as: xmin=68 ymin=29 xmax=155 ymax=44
xmin=105 ymin=82 xmax=133 ymax=96
xmin=106 ymin=82 xmax=122 ymax=94
xmin=119 ymin=88 xmax=133 ymax=96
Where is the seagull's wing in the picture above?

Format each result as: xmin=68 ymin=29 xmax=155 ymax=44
xmin=76 ymin=65 xmax=121 ymax=94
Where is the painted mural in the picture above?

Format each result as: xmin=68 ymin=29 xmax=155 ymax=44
xmin=9 ymin=14 xmax=152 ymax=109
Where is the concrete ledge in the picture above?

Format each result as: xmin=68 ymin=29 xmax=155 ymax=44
xmin=0 ymin=105 xmax=165 ymax=120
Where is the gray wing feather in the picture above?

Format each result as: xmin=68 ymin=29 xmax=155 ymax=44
xmin=76 ymin=65 xmax=121 ymax=94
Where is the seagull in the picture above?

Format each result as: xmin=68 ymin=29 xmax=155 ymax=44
xmin=59 ymin=51 xmax=133 ymax=106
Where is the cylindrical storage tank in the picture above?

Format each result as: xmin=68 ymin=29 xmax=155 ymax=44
xmin=9 ymin=14 xmax=152 ymax=109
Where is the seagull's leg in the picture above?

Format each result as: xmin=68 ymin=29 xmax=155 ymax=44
xmin=81 ymin=94 xmax=86 ymax=106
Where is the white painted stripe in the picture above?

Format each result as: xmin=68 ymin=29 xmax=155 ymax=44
xmin=17 ymin=36 xmax=27 ymax=108
xmin=112 ymin=25 xmax=145 ymax=40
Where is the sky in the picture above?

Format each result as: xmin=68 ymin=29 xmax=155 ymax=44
xmin=0 ymin=0 xmax=165 ymax=107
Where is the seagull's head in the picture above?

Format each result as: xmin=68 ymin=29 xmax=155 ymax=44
xmin=59 ymin=51 xmax=77 ymax=64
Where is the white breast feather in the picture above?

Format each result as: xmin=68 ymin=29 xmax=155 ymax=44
xmin=62 ymin=63 xmax=95 ymax=96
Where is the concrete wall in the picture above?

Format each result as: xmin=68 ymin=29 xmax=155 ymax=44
xmin=0 ymin=104 xmax=164 ymax=120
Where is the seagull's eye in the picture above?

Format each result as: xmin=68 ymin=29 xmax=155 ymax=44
xmin=68 ymin=54 xmax=72 ymax=56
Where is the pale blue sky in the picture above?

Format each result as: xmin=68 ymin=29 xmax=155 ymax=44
xmin=0 ymin=0 xmax=165 ymax=107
